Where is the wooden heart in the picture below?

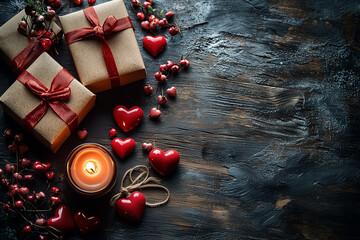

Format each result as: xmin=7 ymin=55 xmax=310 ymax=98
xmin=111 ymin=138 xmax=136 ymax=159
xmin=113 ymin=105 xmax=143 ymax=132
xmin=143 ymin=35 xmax=167 ymax=57
xmin=149 ymin=148 xmax=180 ymax=176
xmin=48 ymin=205 xmax=75 ymax=233
xmin=74 ymin=211 xmax=100 ymax=235
xmin=116 ymin=191 xmax=145 ymax=222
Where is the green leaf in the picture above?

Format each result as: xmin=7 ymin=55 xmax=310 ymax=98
xmin=159 ymin=9 xmax=164 ymax=16
xmin=148 ymin=5 xmax=153 ymax=12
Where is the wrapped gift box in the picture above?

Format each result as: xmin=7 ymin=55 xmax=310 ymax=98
xmin=0 ymin=10 xmax=62 ymax=75
xmin=60 ymin=0 xmax=146 ymax=93
xmin=0 ymin=53 xmax=96 ymax=153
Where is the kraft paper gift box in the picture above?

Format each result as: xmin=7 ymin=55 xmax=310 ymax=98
xmin=0 ymin=10 xmax=62 ymax=75
xmin=59 ymin=0 xmax=146 ymax=93
xmin=0 ymin=53 xmax=96 ymax=153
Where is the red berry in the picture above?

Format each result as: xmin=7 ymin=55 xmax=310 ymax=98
xmin=0 ymin=168 xmax=2 ymax=177
xmin=131 ymin=0 xmax=140 ymax=6
xmin=8 ymin=145 xmax=17 ymax=154
xmin=73 ymin=0 xmax=83 ymax=5
xmin=171 ymin=64 xmax=180 ymax=72
xmin=154 ymin=71 xmax=162 ymax=81
xmin=150 ymin=108 xmax=161 ymax=119
xmin=137 ymin=12 xmax=145 ymax=20
xmin=41 ymin=38 xmax=52 ymax=51
xmin=149 ymin=21 xmax=158 ymax=29
xmin=18 ymin=145 xmax=29 ymax=154
xmin=54 ymin=0 xmax=60 ymax=7
xmin=5 ymin=164 xmax=15 ymax=173
xmin=88 ymin=0 xmax=96 ymax=5
xmin=165 ymin=11 xmax=175 ymax=18
xmin=27 ymin=195 xmax=35 ymax=202
xmin=9 ymin=186 xmax=19 ymax=196
xmin=167 ymin=61 xmax=174 ymax=68
xmin=42 ymin=163 xmax=51 ymax=170
xmin=152 ymin=18 xmax=159 ymax=25
xmin=159 ymin=64 xmax=168 ymax=73
xmin=36 ymin=191 xmax=45 ymax=200
xmin=24 ymin=175 xmax=33 ymax=181
xmin=9 ymin=184 xmax=18 ymax=191
xmin=19 ymin=187 xmax=29 ymax=196
xmin=2 ymin=204 xmax=10 ymax=212
xmin=3 ymin=129 xmax=13 ymax=138
xmin=36 ymin=15 xmax=45 ymax=24
xmin=17 ymin=21 xmax=27 ymax=36
xmin=33 ymin=161 xmax=44 ymax=171
xmin=23 ymin=225 xmax=32 ymax=234
xmin=147 ymin=0 xmax=153 ymax=3
xmin=1 ymin=179 xmax=9 ymax=185
xmin=159 ymin=75 xmax=167 ymax=82
xmin=143 ymin=1 xmax=151 ymax=8
xmin=180 ymin=59 xmax=190 ymax=68
xmin=142 ymin=142 xmax=153 ymax=151
xmin=166 ymin=87 xmax=177 ymax=97
xmin=13 ymin=172 xmax=22 ymax=181
xmin=15 ymin=200 xmax=24 ymax=208
xmin=141 ymin=21 xmax=150 ymax=30
xmin=50 ymin=196 xmax=61 ymax=205
xmin=159 ymin=19 xmax=168 ymax=28
xmin=45 ymin=171 xmax=55 ymax=180
xmin=51 ymin=187 xmax=60 ymax=194
xmin=144 ymin=84 xmax=153 ymax=96
xmin=46 ymin=9 xmax=56 ymax=20
xmin=21 ymin=158 xmax=31 ymax=168
xmin=109 ymin=128 xmax=117 ymax=138
xmin=39 ymin=234 xmax=47 ymax=240
xmin=148 ymin=15 xmax=156 ymax=22
xmin=36 ymin=218 xmax=46 ymax=226
xmin=169 ymin=27 xmax=179 ymax=36
xmin=157 ymin=95 xmax=168 ymax=105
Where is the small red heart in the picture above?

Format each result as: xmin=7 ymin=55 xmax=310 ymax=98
xmin=111 ymin=138 xmax=136 ymax=159
xmin=48 ymin=205 xmax=75 ymax=233
xmin=142 ymin=142 xmax=153 ymax=151
xmin=149 ymin=148 xmax=180 ymax=176
xmin=42 ymin=163 xmax=51 ymax=170
xmin=116 ymin=191 xmax=145 ymax=222
xmin=74 ymin=211 xmax=100 ymax=235
xmin=77 ymin=128 xmax=87 ymax=140
xmin=45 ymin=171 xmax=55 ymax=180
xmin=143 ymin=35 xmax=167 ymax=57
xmin=149 ymin=108 xmax=161 ymax=119
xmin=166 ymin=87 xmax=176 ymax=97
xmin=113 ymin=106 xmax=143 ymax=132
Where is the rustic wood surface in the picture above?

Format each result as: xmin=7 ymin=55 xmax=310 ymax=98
xmin=1 ymin=0 xmax=360 ymax=239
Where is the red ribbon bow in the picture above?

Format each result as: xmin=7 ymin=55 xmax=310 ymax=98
xmin=10 ymin=36 xmax=50 ymax=75
xmin=17 ymin=69 xmax=78 ymax=132
xmin=64 ymin=7 xmax=134 ymax=89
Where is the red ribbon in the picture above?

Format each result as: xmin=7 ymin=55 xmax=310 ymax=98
xmin=10 ymin=37 xmax=46 ymax=75
xmin=17 ymin=69 xmax=78 ymax=132
xmin=64 ymin=6 xmax=134 ymax=89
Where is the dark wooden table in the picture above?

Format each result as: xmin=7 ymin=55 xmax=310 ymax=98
xmin=1 ymin=0 xmax=360 ymax=239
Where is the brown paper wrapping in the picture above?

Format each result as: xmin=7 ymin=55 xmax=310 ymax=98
xmin=0 ymin=10 xmax=62 ymax=70
xmin=0 ymin=53 xmax=96 ymax=153
xmin=59 ymin=0 xmax=146 ymax=93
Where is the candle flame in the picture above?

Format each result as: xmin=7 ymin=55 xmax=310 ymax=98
xmin=85 ymin=161 xmax=97 ymax=175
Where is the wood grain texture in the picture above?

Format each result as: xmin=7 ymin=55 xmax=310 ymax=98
xmin=0 ymin=0 xmax=360 ymax=239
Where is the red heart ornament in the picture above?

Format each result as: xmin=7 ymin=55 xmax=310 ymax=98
xmin=166 ymin=87 xmax=176 ymax=97
xmin=143 ymin=35 xmax=167 ymax=57
xmin=149 ymin=148 xmax=180 ymax=176
xmin=77 ymin=128 xmax=87 ymax=140
xmin=111 ymin=138 xmax=136 ymax=159
xmin=150 ymin=108 xmax=161 ymax=119
xmin=116 ymin=191 xmax=145 ymax=222
xmin=74 ymin=211 xmax=100 ymax=235
xmin=113 ymin=106 xmax=143 ymax=132
xmin=48 ymin=205 xmax=75 ymax=233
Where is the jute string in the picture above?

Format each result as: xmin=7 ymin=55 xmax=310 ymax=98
xmin=110 ymin=165 xmax=170 ymax=207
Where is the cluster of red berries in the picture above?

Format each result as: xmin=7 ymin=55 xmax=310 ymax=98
xmin=1 ymin=129 xmax=62 ymax=239
xmin=18 ymin=0 xmax=57 ymax=51
xmin=130 ymin=0 xmax=180 ymax=36
xmin=73 ymin=0 xmax=96 ymax=6
xmin=144 ymin=58 xmax=190 ymax=119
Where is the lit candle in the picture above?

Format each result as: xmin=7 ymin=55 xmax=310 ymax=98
xmin=66 ymin=143 xmax=117 ymax=197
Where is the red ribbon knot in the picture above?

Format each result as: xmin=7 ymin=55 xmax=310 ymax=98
xmin=64 ymin=6 xmax=134 ymax=89
xmin=17 ymin=69 xmax=78 ymax=133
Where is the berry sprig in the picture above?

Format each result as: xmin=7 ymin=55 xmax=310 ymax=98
xmin=1 ymin=129 xmax=63 ymax=240
xmin=145 ymin=56 xmax=190 ymax=119
xmin=130 ymin=0 xmax=207 ymax=36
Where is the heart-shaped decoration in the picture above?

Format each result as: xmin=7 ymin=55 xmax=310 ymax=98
xmin=149 ymin=108 xmax=161 ymax=119
xmin=149 ymin=148 xmax=180 ymax=176
xmin=166 ymin=87 xmax=176 ymax=97
xmin=113 ymin=106 xmax=143 ymax=132
xmin=111 ymin=138 xmax=136 ymax=159
xmin=45 ymin=171 xmax=54 ymax=180
xmin=48 ymin=205 xmax=75 ymax=233
xmin=77 ymin=128 xmax=87 ymax=140
xmin=143 ymin=35 xmax=167 ymax=57
xmin=116 ymin=191 xmax=145 ymax=222
xmin=74 ymin=211 xmax=100 ymax=235
xmin=142 ymin=142 xmax=153 ymax=151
